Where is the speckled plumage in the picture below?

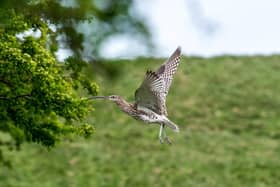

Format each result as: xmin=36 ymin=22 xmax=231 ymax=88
xmin=91 ymin=47 xmax=182 ymax=143
xmin=135 ymin=47 xmax=181 ymax=116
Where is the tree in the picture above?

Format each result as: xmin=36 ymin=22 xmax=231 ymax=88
xmin=0 ymin=0 xmax=150 ymax=58
xmin=0 ymin=9 xmax=97 ymax=165
xmin=0 ymin=0 xmax=150 ymax=165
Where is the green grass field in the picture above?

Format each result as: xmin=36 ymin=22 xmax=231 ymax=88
xmin=1 ymin=55 xmax=280 ymax=187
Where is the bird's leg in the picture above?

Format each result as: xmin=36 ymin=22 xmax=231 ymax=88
xmin=159 ymin=124 xmax=164 ymax=144
xmin=162 ymin=125 xmax=172 ymax=144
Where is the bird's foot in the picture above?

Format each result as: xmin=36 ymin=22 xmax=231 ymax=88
xmin=164 ymin=136 xmax=172 ymax=144
xmin=159 ymin=136 xmax=164 ymax=144
xmin=158 ymin=124 xmax=172 ymax=144
xmin=159 ymin=136 xmax=172 ymax=144
xmin=163 ymin=125 xmax=172 ymax=145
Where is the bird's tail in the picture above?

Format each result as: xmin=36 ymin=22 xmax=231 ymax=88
xmin=164 ymin=119 xmax=180 ymax=132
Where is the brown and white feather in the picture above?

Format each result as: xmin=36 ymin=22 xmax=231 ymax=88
xmin=156 ymin=47 xmax=181 ymax=94
xmin=135 ymin=47 xmax=181 ymax=115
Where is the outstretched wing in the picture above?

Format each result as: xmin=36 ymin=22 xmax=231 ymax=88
xmin=135 ymin=47 xmax=181 ymax=115
xmin=156 ymin=46 xmax=181 ymax=94
xmin=135 ymin=71 xmax=165 ymax=114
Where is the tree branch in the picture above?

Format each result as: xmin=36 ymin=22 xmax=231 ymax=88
xmin=0 ymin=78 xmax=13 ymax=88
xmin=0 ymin=94 xmax=32 ymax=100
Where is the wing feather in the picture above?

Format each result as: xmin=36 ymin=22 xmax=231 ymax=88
xmin=135 ymin=71 xmax=164 ymax=114
xmin=156 ymin=46 xmax=181 ymax=94
xmin=135 ymin=47 xmax=181 ymax=115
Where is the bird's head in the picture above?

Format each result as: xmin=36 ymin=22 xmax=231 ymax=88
xmin=108 ymin=95 xmax=121 ymax=101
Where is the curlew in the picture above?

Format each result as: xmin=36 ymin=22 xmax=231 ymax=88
xmin=91 ymin=47 xmax=182 ymax=144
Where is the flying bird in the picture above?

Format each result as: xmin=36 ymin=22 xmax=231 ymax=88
xmin=91 ymin=47 xmax=182 ymax=144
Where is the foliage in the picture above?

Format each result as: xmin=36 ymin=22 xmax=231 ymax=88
xmin=0 ymin=0 xmax=150 ymax=165
xmin=1 ymin=55 xmax=279 ymax=185
xmin=0 ymin=1 xmax=105 ymax=165
xmin=0 ymin=0 xmax=150 ymax=58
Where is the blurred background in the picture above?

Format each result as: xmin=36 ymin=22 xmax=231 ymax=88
xmin=57 ymin=0 xmax=280 ymax=60
xmin=101 ymin=0 xmax=280 ymax=58
xmin=1 ymin=0 xmax=280 ymax=187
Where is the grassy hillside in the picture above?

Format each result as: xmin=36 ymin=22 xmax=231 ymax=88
xmin=1 ymin=55 xmax=280 ymax=187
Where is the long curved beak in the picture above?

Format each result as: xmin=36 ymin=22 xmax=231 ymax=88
xmin=88 ymin=96 xmax=109 ymax=100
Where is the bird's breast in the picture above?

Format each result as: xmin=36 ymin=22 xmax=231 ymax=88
xmin=136 ymin=109 xmax=165 ymax=124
